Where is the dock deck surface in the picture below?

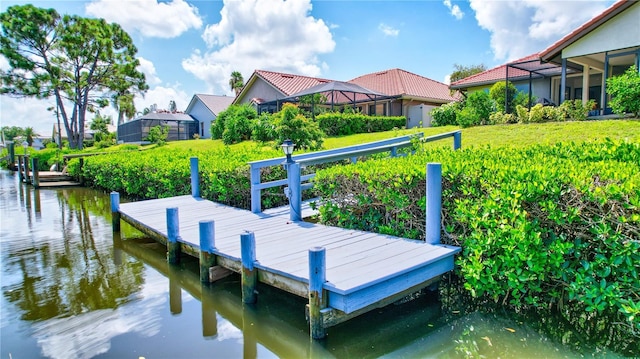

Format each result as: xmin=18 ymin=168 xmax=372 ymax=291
xmin=119 ymin=195 xmax=460 ymax=314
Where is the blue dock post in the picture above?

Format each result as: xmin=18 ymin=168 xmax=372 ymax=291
xmin=110 ymin=192 xmax=120 ymax=232
xmin=167 ymin=207 xmax=181 ymax=264
xmin=309 ymin=247 xmax=327 ymax=339
xmin=453 ymin=131 xmax=462 ymax=150
xmin=250 ymin=165 xmax=261 ymax=213
xmin=425 ymin=163 xmax=442 ymax=245
xmin=199 ymin=220 xmax=216 ymax=282
xmin=288 ymin=162 xmax=302 ymax=221
xmin=241 ymin=231 xmax=257 ymax=303
xmin=191 ymin=157 xmax=200 ymax=198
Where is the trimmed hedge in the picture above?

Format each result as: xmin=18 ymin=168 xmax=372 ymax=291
xmin=313 ymin=140 xmax=640 ymax=335
xmin=316 ymin=112 xmax=405 ymax=136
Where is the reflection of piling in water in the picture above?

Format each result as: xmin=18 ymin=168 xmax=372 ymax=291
xmin=112 ymin=231 xmax=123 ymax=266
xmin=201 ymin=285 xmax=218 ymax=338
xmin=169 ymin=265 xmax=182 ymax=315
xmin=34 ymin=189 xmax=42 ymax=220
xmin=242 ymin=304 xmax=258 ymax=359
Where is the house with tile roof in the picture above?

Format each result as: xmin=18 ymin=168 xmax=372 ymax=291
xmin=185 ymin=94 xmax=235 ymax=139
xmin=451 ymin=0 xmax=639 ymax=114
xmin=234 ymin=68 xmax=457 ymax=128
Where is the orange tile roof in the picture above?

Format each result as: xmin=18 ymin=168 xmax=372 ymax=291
xmin=540 ymin=0 xmax=636 ymax=62
xmin=349 ymin=68 xmax=457 ymax=102
xmin=255 ymin=70 xmax=332 ymax=96
xmin=449 ymin=53 xmax=539 ymax=89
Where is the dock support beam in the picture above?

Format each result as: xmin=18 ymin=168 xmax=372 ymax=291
xmin=110 ymin=192 xmax=120 ymax=232
xmin=30 ymin=157 xmax=39 ymax=188
xmin=17 ymin=156 xmax=24 ymax=183
xmin=453 ymin=131 xmax=462 ymax=150
xmin=191 ymin=157 xmax=200 ymax=198
xmin=199 ymin=220 xmax=216 ymax=283
xmin=7 ymin=142 xmax=15 ymax=170
xmin=24 ymin=156 xmax=30 ymax=183
xmin=287 ymin=162 xmax=302 ymax=222
xmin=241 ymin=231 xmax=257 ymax=304
xmin=309 ymin=247 xmax=327 ymax=339
xmin=425 ymin=163 xmax=442 ymax=245
xmin=167 ymin=207 xmax=181 ymax=264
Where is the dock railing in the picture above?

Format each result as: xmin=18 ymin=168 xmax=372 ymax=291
xmin=248 ymin=130 xmax=461 ymax=216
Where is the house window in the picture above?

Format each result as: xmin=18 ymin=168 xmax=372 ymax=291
xmin=200 ymin=122 xmax=204 ymax=136
xmin=368 ymin=104 xmax=376 ymax=115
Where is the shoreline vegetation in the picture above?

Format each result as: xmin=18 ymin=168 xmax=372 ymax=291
xmin=4 ymin=119 xmax=639 ymax=354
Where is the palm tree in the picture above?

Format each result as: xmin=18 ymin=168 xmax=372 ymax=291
xmin=229 ymin=71 xmax=244 ymax=96
xmin=111 ymin=91 xmax=136 ymax=126
xmin=24 ymin=127 xmax=35 ymax=146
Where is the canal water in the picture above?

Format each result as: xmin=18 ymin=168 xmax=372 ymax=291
xmin=0 ymin=170 xmax=631 ymax=358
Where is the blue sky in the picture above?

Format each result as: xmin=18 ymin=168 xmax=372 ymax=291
xmin=0 ymin=0 xmax=615 ymax=135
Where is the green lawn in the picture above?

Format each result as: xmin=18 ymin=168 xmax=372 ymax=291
xmin=96 ymin=119 xmax=639 ymax=154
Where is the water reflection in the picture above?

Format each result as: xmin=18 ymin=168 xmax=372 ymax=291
xmin=1 ymin=170 xmax=634 ymax=358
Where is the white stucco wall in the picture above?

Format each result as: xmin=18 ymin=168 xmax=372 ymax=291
xmin=188 ymin=100 xmax=214 ymax=139
xmin=563 ymin=3 xmax=640 ymax=58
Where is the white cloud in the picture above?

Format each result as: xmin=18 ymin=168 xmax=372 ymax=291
xmin=443 ymin=0 xmax=464 ymax=20
xmin=137 ymin=57 xmax=161 ymax=86
xmin=378 ymin=23 xmax=399 ymax=37
xmin=469 ymin=0 xmax=612 ymax=61
xmin=183 ymin=0 xmax=335 ymax=95
xmin=85 ymin=0 xmax=202 ymax=38
xmin=0 ymin=97 xmax=55 ymax=135
xmin=134 ymin=84 xmax=191 ymax=114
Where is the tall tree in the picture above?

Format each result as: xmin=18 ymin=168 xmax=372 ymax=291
xmin=0 ymin=5 xmax=147 ymax=149
xmin=450 ymin=63 xmax=487 ymax=83
xmin=229 ymin=71 xmax=244 ymax=96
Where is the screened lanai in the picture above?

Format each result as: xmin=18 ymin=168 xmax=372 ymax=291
xmin=258 ymin=81 xmax=394 ymax=117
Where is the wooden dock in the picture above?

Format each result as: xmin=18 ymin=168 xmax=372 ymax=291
xmin=108 ymin=153 xmax=461 ymax=339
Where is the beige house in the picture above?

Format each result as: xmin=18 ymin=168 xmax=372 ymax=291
xmin=451 ymin=0 xmax=639 ymax=114
xmin=234 ymin=68 xmax=458 ymax=128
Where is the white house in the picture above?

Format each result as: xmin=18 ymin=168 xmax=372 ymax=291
xmin=185 ymin=94 xmax=235 ymax=139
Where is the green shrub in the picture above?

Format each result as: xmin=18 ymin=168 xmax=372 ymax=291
xmin=272 ymin=103 xmax=324 ymax=151
xmin=146 ymin=125 xmax=168 ymax=146
xmin=489 ymin=111 xmax=517 ymax=124
xmin=222 ymin=113 xmax=252 ymax=145
xmin=431 ymin=101 xmax=460 ymax=126
xmin=489 ymin=81 xmax=518 ymax=113
xmin=313 ymin=140 xmax=640 ymax=333
xmin=212 ymin=104 xmax=257 ymax=140
xmin=316 ymin=112 xmax=405 ymax=136
xmin=251 ymin=113 xmax=276 ymax=142
xmin=456 ymin=107 xmax=479 ymax=128
xmin=559 ymin=99 xmax=596 ymax=121
xmin=465 ymin=91 xmax=494 ymax=125
xmin=606 ymin=65 xmax=640 ymax=117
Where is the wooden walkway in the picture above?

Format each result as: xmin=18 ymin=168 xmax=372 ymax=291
xmin=116 ymin=194 xmax=460 ymax=337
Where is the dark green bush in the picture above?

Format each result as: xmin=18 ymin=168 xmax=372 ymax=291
xmin=316 ymin=112 xmax=405 ymax=136
xmin=313 ymin=140 xmax=640 ymax=333
xmin=431 ymin=101 xmax=460 ymax=126
xmin=606 ymin=65 xmax=640 ymax=117
xmin=272 ymin=103 xmax=324 ymax=151
xmin=212 ymin=104 xmax=257 ymax=141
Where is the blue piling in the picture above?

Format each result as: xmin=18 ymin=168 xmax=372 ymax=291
xmin=191 ymin=157 xmax=200 ymax=198
xmin=309 ymin=247 xmax=327 ymax=339
xmin=425 ymin=163 xmax=442 ymax=245
xmin=288 ymin=162 xmax=302 ymax=222
xmin=199 ymin=220 xmax=216 ymax=282
xmin=241 ymin=231 xmax=257 ymax=303
xmin=110 ymin=192 xmax=120 ymax=232
xmin=167 ymin=207 xmax=181 ymax=264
